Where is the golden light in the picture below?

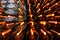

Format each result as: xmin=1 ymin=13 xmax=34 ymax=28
xmin=38 ymin=14 xmax=42 ymax=17
xmin=36 ymin=3 xmax=40 ymax=8
xmin=51 ymin=29 xmax=60 ymax=36
xmin=20 ymin=22 xmax=24 ymax=25
xmin=6 ymin=24 xmax=8 ymax=26
xmin=40 ymin=29 xmax=46 ymax=35
xmin=48 ymin=21 xmax=57 ymax=24
xmin=48 ymin=8 xmax=51 ymax=10
xmin=19 ymin=15 xmax=23 ymax=18
xmin=46 ymin=14 xmax=54 ymax=17
xmin=37 ymin=9 xmax=41 ymax=13
xmin=18 ymin=8 xmax=23 ymax=13
xmin=8 ymin=15 xmax=10 ymax=17
xmin=29 ymin=21 xmax=34 ymax=25
xmin=43 ymin=3 xmax=49 ymax=8
xmin=40 ymin=21 xmax=46 ymax=25
xmin=29 ymin=14 xmax=33 ymax=17
xmin=17 ymin=29 xmax=22 ymax=36
xmin=2 ymin=29 xmax=11 ymax=36
xmin=31 ymin=29 xmax=34 ymax=35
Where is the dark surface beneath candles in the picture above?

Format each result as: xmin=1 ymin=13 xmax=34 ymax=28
xmin=0 ymin=0 xmax=60 ymax=40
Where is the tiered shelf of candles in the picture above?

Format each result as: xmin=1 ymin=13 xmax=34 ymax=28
xmin=0 ymin=0 xmax=60 ymax=40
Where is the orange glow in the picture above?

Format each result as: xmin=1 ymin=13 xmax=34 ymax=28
xmin=40 ymin=21 xmax=46 ymax=25
xmin=29 ymin=21 xmax=34 ymax=25
xmin=37 ymin=9 xmax=41 ymax=13
xmin=46 ymin=14 xmax=54 ymax=17
xmin=38 ymin=14 xmax=42 ymax=17
xmin=31 ymin=29 xmax=34 ymax=35
xmin=0 ymin=15 xmax=6 ymax=18
xmin=51 ymin=29 xmax=60 ymax=35
xmin=18 ymin=8 xmax=23 ymax=14
xmin=17 ymin=29 xmax=22 ymax=36
xmin=6 ymin=24 xmax=8 ymax=26
xmin=0 ymin=22 xmax=5 ymax=25
xmin=19 ymin=15 xmax=23 ymax=18
xmin=2 ymin=29 xmax=11 ymax=36
xmin=44 ymin=8 xmax=51 ymax=13
xmin=48 ymin=21 xmax=57 ymax=24
xmin=40 ymin=29 xmax=46 ymax=35
xmin=36 ymin=3 xmax=40 ymax=9
xmin=27 ymin=0 xmax=30 ymax=5
xmin=43 ymin=3 xmax=49 ymax=8
xmin=29 ymin=14 xmax=33 ymax=17
xmin=50 ymin=0 xmax=56 ymax=4
xmin=49 ymin=2 xmax=58 ymax=9
xmin=8 ymin=15 xmax=11 ymax=17
xmin=20 ymin=22 xmax=24 ymax=25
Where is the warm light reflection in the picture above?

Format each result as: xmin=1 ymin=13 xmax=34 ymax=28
xmin=43 ymin=3 xmax=49 ymax=8
xmin=48 ymin=21 xmax=57 ymax=24
xmin=2 ymin=29 xmax=11 ymax=36
xmin=29 ymin=14 xmax=33 ymax=17
xmin=40 ymin=29 xmax=46 ymax=35
xmin=29 ymin=21 xmax=34 ymax=25
xmin=36 ymin=3 xmax=40 ymax=9
xmin=38 ymin=14 xmax=42 ymax=17
xmin=40 ymin=21 xmax=46 ymax=25
xmin=51 ymin=29 xmax=60 ymax=35
xmin=49 ymin=2 xmax=58 ymax=9
xmin=19 ymin=15 xmax=23 ymax=18
xmin=46 ymin=14 xmax=54 ymax=17
xmin=37 ymin=9 xmax=41 ymax=13
xmin=0 ymin=22 xmax=5 ymax=25
xmin=31 ymin=29 xmax=34 ymax=35
xmin=20 ymin=22 xmax=24 ymax=25
xmin=6 ymin=24 xmax=9 ymax=27
xmin=17 ymin=29 xmax=22 ymax=36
